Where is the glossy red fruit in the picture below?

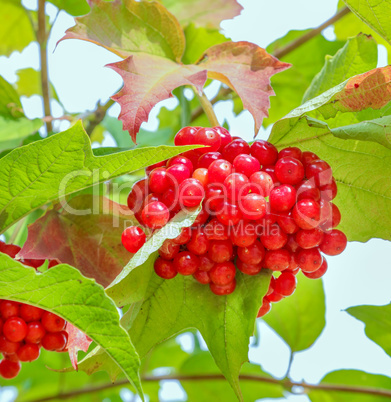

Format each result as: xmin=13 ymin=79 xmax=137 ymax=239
xmin=0 ymin=359 xmax=21 ymax=379
xmin=278 ymin=147 xmax=302 ymax=161
xmin=320 ymin=229 xmax=347 ymax=256
xmin=174 ymin=126 xmax=198 ymax=146
xmin=0 ymin=336 xmax=21 ymax=354
xmin=306 ymin=159 xmax=333 ymax=187
xmin=263 ymin=249 xmax=290 ymax=271
xmin=166 ymin=164 xmax=191 ymax=186
xmin=0 ymin=301 xmax=20 ymax=319
xmin=267 ymin=291 xmax=284 ymax=303
xmin=194 ymin=127 xmax=221 ymax=153
xmin=230 ymin=221 xmax=257 ymax=247
xmin=214 ymin=126 xmax=232 ymax=150
xmin=41 ymin=331 xmax=68 ymax=351
xmin=167 ymin=155 xmax=194 ymax=174
xmin=239 ymin=193 xmax=267 ymax=220
xmin=198 ymin=255 xmax=215 ymax=272
xmin=296 ymin=179 xmax=320 ymax=201
xmin=173 ymin=251 xmax=199 ymax=275
xmin=222 ymin=139 xmax=250 ymax=163
xmin=208 ymin=240 xmax=234 ymax=263
xmin=224 ymin=173 xmax=249 ymax=201
xmin=192 ymin=168 xmax=208 ymax=187
xmin=121 ymin=226 xmax=146 ymax=253
xmin=187 ymin=229 xmax=210 ymax=255
xmin=41 ymin=312 xmax=66 ymax=333
xmin=330 ymin=203 xmax=341 ymax=228
xmin=233 ymin=154 xmax=261 ymax=178
xmin=17 ymin=343 xmax=40 ymax=362
xmin=250 ymin=140 xmax=278 ymax=166
xmin=154 ymin=257 xmax=177 ymax=279
xmin=145 ymin=161 xmax=166 ymax=175
xmin=161 ymin=188 xmax=180 ymax=212
xmin=303 ymin=258 xmax=328 ymax=279
xmin=261 ymin=165 xmax=278 ymax=183
xmin=301 ymin=151 xmax=319 ymax=166
xmin=257 ymin=298 xmax=271 ymax=317
xmin=209 ymin=262 xmax=236 ymax=285
xmin=216 ymin=201 xmax=242 ymax=226
xmin=237 ymin=259 xmax=262 ymax=275
xmin=183 ymin=150 xmax=201 ymax=168
xmin=172 ymin=227 xmax=192 ymax=245
xmin=320 ymin=177 xmax=337 ymax=201
xmin=297 ymin=248 xmax=323 ymax=272
xmin=148 ymin=167 xmax=170 ymax=194
xmin=159 ymin=239 xmax=180 ymax=260
xmin=275 ymin=157 xmax=304 ymax=185
xmin=249 ymin=171 xmax=274 ymax=197
xmin=3 ymin=317 xmax=27 ymax=342
xmin=179 ymin=178 xmax=205 ymax=207
xmin=295 ymin=228 xmax=324 ymax=249
xmin=261 ymin=224 xmax=288 ymax=250
xmin=269 ymin=184 xmax=296 ymax=212
xmin=204 ymin=218 xmax=229 ymax=240
xmin=237 ymin=240 xmax=265 ymax=265
xmin=142 ymin=201 xmax=170 ymax=229
xmin=204 ymin=183 xmax=226 ymax=211
xmin=207 ymin=159 xmax=232 ymax=184
xmin=19 ymin=305 xmax=43 ymax=323
xmin=25 ymin=321 xmax=46 ymax=344
xmin=276 ymin=211 xmax=299 ymax=235
xmin=274 ymin=271 xmax=297 ymax=296
xmin=198 ymin=152 xmax=222 ymax=169
xmin=285 ymin=235 xmax=300 ymax=253
xmin=210 ymin=280 xmax=236 ymax=296
xmin=292 ymin=199 xmax=321 ymax=230
xmin=193 ymin=270 xmax=211 ymax=285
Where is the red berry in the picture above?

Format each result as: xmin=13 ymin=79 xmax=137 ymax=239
xmin=17 ymin=343 xmax=40 ymax=362
xmin=208 ymin=240 xmax=234 ymax=263
xmin=174 ymin=126 xmax=198 ymax=146
xmin=204 ymin=183 xmax=227 ymax=212
xmin=179 ymin=178 xmax=205 ymax=207
xmin=278 ymin=147 xmax=302 ymax=161
xmin=306 ymin=159 xmax=333 ymax=187
xmin=257 ymin=298 xmax=271 ymax=317
xmin=0 ymin=336 xmax=21 ymax=354
xmin=239 ymin=193 xmax=267 ymax=220
xmin=296 ymin=179 xmax=320 ymax=201
xmin=320 ymin=229 xmax=347 ymax=256
xmin=198 ymin=152 xmax=222 ymax=169
xmin=25 ymin=321 xmax=46 ymax=344
xmin=158 ymin=239 xmax=180 ymax=260
xmin=18 ymin=305 xmax=43 ymax=323
xmin=172 ymin=227 xmax=192 ymax=245
xmin=330 ymin=203 xmax=341 ymax=228
xmin=3 ymin=317 xmax=27 ymax=342
xmin=263 ymin=249 xmax=290 ymax=271
xmin=41 ymin=331 xmax=68 ymax=351
xmin=121 ymin=226 xmax=146 ymax=253
xmin=301 ymin=151 xmax=319 ymax=166
xmin=260 ymin=223 xmax=288 ymax=250
xmin=187 ymin=228 xmax=210 ymax=255
xmin=303 ymin=258 xmax=328 ymax=279
xmin=192 ymin=168 xmax=209 ymax=187
xmin=297 ymin=248 xmax=322 ymax=272
xmin=285 ymin=235 xmax=300 ymax=253
xmin=292 ymin=199 xmax=321 ymax=230
xmin=249 ymin=171 xmax=274 ymax=197
xmin=0 ymin=359 xmax=21 ymax=379
xmin=224 ymin=173 xmax=249 ymax=201
xmin=230 ymin=221 xmax=257 ymax=247
xmin=166 ymin=164 xmax=191 ymax=185
xmin=250 ymin=140 xmax=278 ymax=166
xmin=198 ymin=255 xmax=215 ymax=272
xmin=210 ymin=280 xmax=236 ymax=296
xmin=194 ymin=127 xmax=221 ymax=153
xmin=320 ymin=177 xmax=337 ymax=201
xmin=193 ymin=270 xmax=211 ymax=284
xmin=275 ymin=157 xmax=304 ymax=185
xmin=216 ymin=201 xmax=242 ymax=226
xmin=208 ymin=159 xmax=233 ymax=184
xmin=274 ymin=271 xmax=297 ymax=296
xmin=233 ymin=154 xmax=261 ymax=177
xmin=237 ymin=259 xmax=262 ymax=275
xmin=214 ymin=126 xmax=232 ymax=150
xmin=0 ymin=301 xmax=20 ymax=319
xmin=142 ymin=201 xmax=170 ymax=229
xmin=267 ymin=291 xmax=284 ymax=303
xmin=173 ymin=251 xmax=199 ymax=275
xmin=154 ymin=257 xmax=177 ymax=279
xmin=148 ymin=167 xmax=170 ymax=194
xmin=167 ymin=155 xmax=194 ymax=174
xmin=41 ymin=312 xmax=66 ymax=333
xmin=209 ymin=262 xmax=236 ymax=285
xmin=295 ymin=228 xmax=324 ymax=249
xmin=237 ymin=240 xmax=265 ymax=265
xmin=269 ymin=184 xmax=296 ymax=212
xmin=145 ymin=161 xmax=166 ymax=176
xmin=275 ymin=211 xmax=299 ymax=234
xmin=222 ymin=139 xmax=250 ymax=163
xmin=161 ymin=188 xmax=180 ymax=212
xmin=204 ymin=218 xmax=229 ymax=240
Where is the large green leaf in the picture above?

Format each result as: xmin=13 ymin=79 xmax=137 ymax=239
xmin=16 ymin=68 xmax=59 ymax=101
xmin=302 ymin=34 xmax=377 ymax=103
xmin=0 ymin=121 xmax=198 ymax=234
xmin=0 ymin=1 xmax=35 ymax=57
xmin=0 ymin=253 xmax=143 ymax=398
xmin=343 ymin=0 xmax=391 ymax=45
xmin=0 ymin=75 xmax=24 ymax=118
xmin=263 ymin=272 xmax=325 ymax=352
xmin=308 ymin=370 xmax=391 ymax=402
xmin=49 ymin=0 xmax=90 ymax=16
xmin=346 ymin=304 xmax=391 ymax=358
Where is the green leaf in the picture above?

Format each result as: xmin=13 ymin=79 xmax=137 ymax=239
xmin=182 ymin=24 xmax=227 ymax=64
xmin=0 ymin=253 xmax=143 ymax=398
xmin=0 ymin=75 xmax=24 ymax=118
xmin=264 ymin=30 xmax=344 ymax=126
xmin=49 ymin=0 xmax=90 ymax=16
xmin=302 ymin=34 xmax=377 ymax=103
xmin=16 ymin=68 xmax=59 ymax=101
xmin=102 ymin=116 xmax=134 ymax=148
xmin=263 ymin=272 xmax=325 ymax=352
xmin=0 ymin=120 xmax=199 ymax=234
xmin=346 ymin=303 xmax=391 ymax=358
xmin=343 ymin=0 xmax=391 ymax=45
xmin=106 ymin=205 xmax=202 ymax=306
xmin=60 ymin=0 xmax=186 ymax=62
xmin=179 ymin=352 xmax=284 ymax=401
xmin=308 ymin=369 xmax=391 ymax=402
xmin=0 ymin=1 xmax=35 ymax=57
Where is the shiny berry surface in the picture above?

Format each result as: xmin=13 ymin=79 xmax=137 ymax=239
xmin=121 ymin=226 xmax=146 ymax=253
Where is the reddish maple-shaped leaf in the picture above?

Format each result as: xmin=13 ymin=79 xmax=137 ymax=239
xmin=66 ymin=322 xmax=92 ymax=370
xmin=18 ymin=195 xmax=136 ymax=287
xmin=60 ymin=0 xmax=185 ymax=61
xmin=160 ymin=0 xmax=243 ymax=29
xmin=108 ymin=55 xmax=207 ymax=142
xmin=198 ymin=41 xmax=291 ymax=134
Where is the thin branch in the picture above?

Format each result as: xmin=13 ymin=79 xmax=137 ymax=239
xmin=37 ymin=0 xmax=52 ymax=133
xmin=84 ymin=99 xmax=115 ymax=136
xmin=28 ymin=373 xmax=391 ymax=402
xmin=192 ymin=88 xmax=220 ymax=126
xmin=189 ymin=6 xmax=351 ymax=123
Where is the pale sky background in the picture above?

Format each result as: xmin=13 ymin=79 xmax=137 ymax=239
xmin=0 ymin=0 xmax=391 ymax=401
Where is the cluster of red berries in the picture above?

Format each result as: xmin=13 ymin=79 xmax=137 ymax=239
xmin=0 ymin=242 xmax=68 ymax=379
xmin=121 ymin=126 xmax=347 ymax=317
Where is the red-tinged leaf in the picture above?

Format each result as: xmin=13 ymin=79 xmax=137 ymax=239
xmin=59 ymin=0 xmax=185 ymax=62
xmin=198 ymin=41 xmax=291 ymax=134
xmin=18 ymin=195 xmax=135 ymax=287
xmin=108 ymin=55 xmax=207 ymax=142
xmin=66 ymin=322 xmax=93 ymax=370
xmin=159 ymin=0 xmax=243 ymax=29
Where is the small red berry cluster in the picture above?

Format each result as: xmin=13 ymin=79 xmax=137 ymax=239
xmin=121 ymin=127 xmax=347 ymax=316
xmin=0 ymin=242 xmax=68 ymax=380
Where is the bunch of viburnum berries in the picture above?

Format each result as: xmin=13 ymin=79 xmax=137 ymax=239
xmin=0 ymin=242 xmax=68 ymax=379
xmin=122 ymin=126 xmax=347 ymax=317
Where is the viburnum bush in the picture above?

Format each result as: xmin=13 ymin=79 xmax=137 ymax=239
xmin=0 ymin=0 xmax=391 ymax=401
